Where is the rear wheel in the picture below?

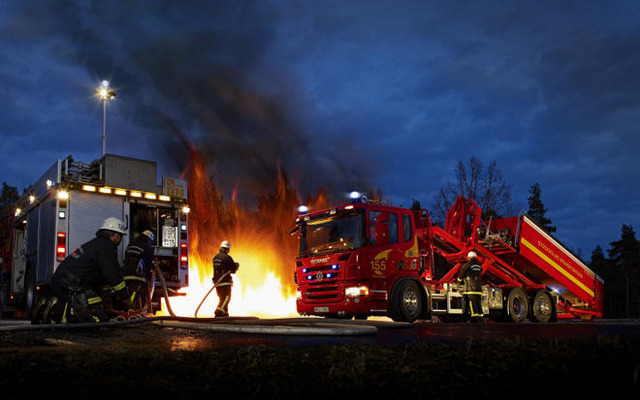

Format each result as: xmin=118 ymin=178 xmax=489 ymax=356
xmin=389 ymin=279 xmax=423 ymax=323
xmin=531 ymin=290 xmax=554 ymax=323
xmin=24 ymin=265 xmax=37 ymax=317
xmin=505 ymin=287 xmax=529 ymax=323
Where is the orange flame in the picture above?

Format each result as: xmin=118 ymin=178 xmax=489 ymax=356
xmin=159 ymin=143 xmax=328 ymax=318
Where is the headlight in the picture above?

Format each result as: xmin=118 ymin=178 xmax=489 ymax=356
xmin=345 ymin=286 xmax=369 ymax=297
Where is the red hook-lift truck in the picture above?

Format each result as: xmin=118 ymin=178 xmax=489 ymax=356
xmin=293 ymin=194 xmax=604 ymax=323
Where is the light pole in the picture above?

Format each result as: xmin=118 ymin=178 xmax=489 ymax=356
xmin=95 ymin=80 xmax=116 ymax=156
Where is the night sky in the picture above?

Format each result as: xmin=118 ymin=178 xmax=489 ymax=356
xmin=1 ymin=1 xmax=639 ymax=258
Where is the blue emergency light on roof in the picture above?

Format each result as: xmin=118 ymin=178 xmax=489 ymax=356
xmin=349 ymin=191 xmax=368 ymax=204
xmin=298 ymin=205 xmax=309 ymax=214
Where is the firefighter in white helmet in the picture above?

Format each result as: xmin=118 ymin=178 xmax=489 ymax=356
xmin=34 ymin=217 xmax=130 ymax=324
xmin=212 ymin=240 xmax=239 ymax=317
xmin=457 ymin=250 xmax=484 ymax=322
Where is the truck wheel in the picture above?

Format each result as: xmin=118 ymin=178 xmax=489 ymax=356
xmin=24 ymin=265 xmax=37 ymax=316
xmin=531 ymin=290 xmax=554 ymax=323
xmin=506 ymin=287 xmax=529 ymax=323
xmin=389 ymin=279 xmax=423 ymax=323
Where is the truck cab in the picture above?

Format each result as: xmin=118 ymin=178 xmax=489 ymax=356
xmin=294 ymin=195 xmax=429 ymax=321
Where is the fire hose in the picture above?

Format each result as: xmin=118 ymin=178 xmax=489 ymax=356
xmin=0 ymin=316 xmax=382 ymax=335
xmin=153 ymin=263 xmax=176 ymax=317
xmin=194 ymin=271 xmax=230 ymax=318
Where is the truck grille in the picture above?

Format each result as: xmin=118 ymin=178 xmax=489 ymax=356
xmin=305 ymin=285 xmax=341 ymax=301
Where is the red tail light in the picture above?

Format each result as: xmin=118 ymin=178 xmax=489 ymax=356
xmin=56 ymin=232 xmax=67 ymax=261
xmin=180 ymin=242 xmax=188 ymax=267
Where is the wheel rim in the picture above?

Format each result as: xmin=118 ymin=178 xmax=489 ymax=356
xmin=534 ymin=294 xmax=552 ymax=320
xmin=403 ymin=287 xmax=419 ymax=316
xmin=510 ymin=290 xmax=528 ymax=320
xmin=511 ymin=298 xmax=521 ymax=316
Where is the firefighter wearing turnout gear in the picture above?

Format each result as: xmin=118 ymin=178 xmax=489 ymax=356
xmin=458 ymin=251 xmax=484 ymax=321
xmin=33 ymin=218 xmax=130 ymax=324
xmin=212 ymin=240 xmax=239 ymax=317
xmin=123 ymin=229 xmax=155 ymax=312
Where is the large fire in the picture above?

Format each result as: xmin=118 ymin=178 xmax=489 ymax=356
xmin=159 ymin=143 xmax=328 ymax=318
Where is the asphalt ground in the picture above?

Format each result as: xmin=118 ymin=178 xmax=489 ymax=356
xmin=1 ymin=317 xmax=639 ymax=398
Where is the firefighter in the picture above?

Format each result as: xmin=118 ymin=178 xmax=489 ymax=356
xmin=212 ymin=240 xmax=239 ymax=317
xmin=458 ymin=250 xmax=484 ymax=322
xmin=123 ymin=229 xmax=155 ymax=313
xmin=34 ymin=217 xmax=130 ymax=324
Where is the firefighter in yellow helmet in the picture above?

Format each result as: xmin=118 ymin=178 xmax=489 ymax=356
xmin=458 ymin=250 xmax=484 ymax=322
xmin=212 ymin=240 xmax=239 ymax=317
xmin=123 ymin=229 xmax=155 ymax=313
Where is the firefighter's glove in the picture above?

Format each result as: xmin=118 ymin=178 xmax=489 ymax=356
xmin=233 ymin=262 xmax=240 ymax=273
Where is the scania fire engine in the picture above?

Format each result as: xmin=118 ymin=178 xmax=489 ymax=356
xmin=293 ymin=193 xmax=604 ymax=323
xmin=0 ymin=154 xmax=190 ymax=316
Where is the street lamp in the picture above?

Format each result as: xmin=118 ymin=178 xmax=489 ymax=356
xmin=95 ymin=80 xmax=116 ymax=156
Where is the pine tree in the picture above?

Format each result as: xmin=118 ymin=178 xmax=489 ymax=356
xmin=589 ymin=246 xmax=614 ymax=317
xmin=607 ymin=225 xmax=640 ymax=318
xmin=527 ymin=183 xmax=556 ymax=233
xmin=410 ymin=199 xmax=421 ymax=211
xmin=1 ymin=182 xmax=20 ymax=245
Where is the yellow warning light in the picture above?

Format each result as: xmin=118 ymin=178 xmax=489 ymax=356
xmin=82 ymin=185 xmax=97 ymax=192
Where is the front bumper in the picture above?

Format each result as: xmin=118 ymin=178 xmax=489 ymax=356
xmin=296 ymin=282 xmax=388 ymax=317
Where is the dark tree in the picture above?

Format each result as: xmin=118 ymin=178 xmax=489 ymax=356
xmin=1 ymin=182 xmax=19 ymax=241
xmin=607 ymin=225 xmax=640 ymax=318
xmin=410 ymin=199 xmax=421 ymax=211
xmin=589 ymin=246 xmax=614 ymax=317
xmin=1 ymin=182 xmax=20 ymax=281
xmin=527 ymin=183 xmax=556 ymax=233
xmin=432 ymin=157 xmax=514 ymax=225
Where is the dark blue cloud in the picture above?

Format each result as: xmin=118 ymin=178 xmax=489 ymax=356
xmin=1 ymin=0 xmax=638 ymax=256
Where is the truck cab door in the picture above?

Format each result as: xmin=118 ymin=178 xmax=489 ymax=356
xmin=367 ymin=210 xmax=401 ymax=279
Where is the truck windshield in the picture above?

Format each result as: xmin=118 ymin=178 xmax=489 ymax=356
xmin=298 ymin=210 xmax=365 ymax=257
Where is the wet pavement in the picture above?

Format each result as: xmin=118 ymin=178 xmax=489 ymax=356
xmin=2 ymin=316 xmax=638 ymax=348
xmin=1 ymin=316 xmax=639 ymax=398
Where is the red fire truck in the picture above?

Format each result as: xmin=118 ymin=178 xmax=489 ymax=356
xmin=0 ymin=154 xmax=190 ymax=317
xmin=293 ymin=193 xmax=604 ymax=323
